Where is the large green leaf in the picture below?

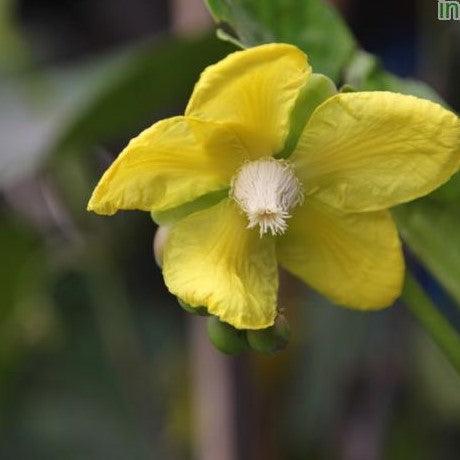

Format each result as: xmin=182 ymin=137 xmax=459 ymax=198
xmin=394 ymin=201 xmax=460 ymax=309
xmin=205 ymin=0 xmax=356 ymax=81
xmin=344 ymin=50 xmax=445 ymax=104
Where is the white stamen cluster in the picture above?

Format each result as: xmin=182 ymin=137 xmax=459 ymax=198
xmin=231 ymin=158 xmax=303 ymax=237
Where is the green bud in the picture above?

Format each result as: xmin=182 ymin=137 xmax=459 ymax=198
xmin=153 ymin=225 xmax=170 ymax=268
xmin=206 ymin=316 xmax=249 ymax=355
xmin=246 ymin=314 xmax=290 ymax=354
xmin=177 ymin=298 xmax=208 ymax=316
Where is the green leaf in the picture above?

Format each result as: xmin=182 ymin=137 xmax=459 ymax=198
xmin=402 ymin=274 xmax=460 ymax=374
xmin=394 ymin=201 xmax=460 ymax=309
xmin=429 ymin=173 xmax=460 ymax=203
xmin=205 ymin=0 xmax=356 ymax=81
xmin=344 ymin=50 xmax=445 ymax=104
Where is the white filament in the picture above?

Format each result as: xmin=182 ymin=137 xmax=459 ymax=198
xmin=231 ymin=158 xmax=303 ymax=236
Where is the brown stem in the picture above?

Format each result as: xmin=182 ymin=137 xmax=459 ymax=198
xmin=189 ymin=317 xmax=237 ymax=460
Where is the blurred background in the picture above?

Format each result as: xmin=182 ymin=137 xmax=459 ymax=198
xmin=1 ymin=0 xmax=460 ymax=459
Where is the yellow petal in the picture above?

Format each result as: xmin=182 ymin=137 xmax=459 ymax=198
xmin=163 ymin=199 xmax=278 ymax=329
xmin=292 ymin=92 xmax=460 ymax=212
xmin=88 ymin=116 xmax=245 ymax=215
xmin=277 ymin=199 xmax=404 ymax=309
xmin=186 ymin=44 xmax=311 ymax=157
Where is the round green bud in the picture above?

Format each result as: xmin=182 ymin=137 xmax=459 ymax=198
xmin=177 ymin=298 xmax=208 ymax=316
xmin=246 ymin=314 xmax=290 ymax=354
xmin=206 ymin=316 xmax=249 ymax=355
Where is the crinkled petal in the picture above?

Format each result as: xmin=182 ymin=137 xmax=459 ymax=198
xmin=292 ymin=92 xmax=460 ymax=212
xmin=88 ymin=116 xmax=245 ymax=215
xmin=277 ymin=198 xmax=404 ymax=309
xmin=163 ymin=199 xmax=278 ymax=329
xmin=186 ymin=43 xmax=311 ymax=157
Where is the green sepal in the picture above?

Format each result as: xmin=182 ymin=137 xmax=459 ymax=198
xmin=178 ymin=298 xmax=208 ymax=316
xmin=277 ymin=73 xmax=337 ymax=159
xmin=150 ymin=189 xmax=228 ymax=225
xmin=207 ymin=316 xmax=249 ymax=355
xmin=246 ymin=314 xmax=290 ymax=354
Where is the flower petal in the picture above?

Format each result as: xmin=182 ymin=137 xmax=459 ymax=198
xmin=186 ymin=44 xmax=311 ymax=157
xmin=292 ymin=92 xmax=460 ymax=212
xmin=277 ymin=199 xmax=404 ymax=309
xmin=88 ymin=116 xmax=245 ymax=215
xmin=163 ymin=199 xmax=278 ymax=329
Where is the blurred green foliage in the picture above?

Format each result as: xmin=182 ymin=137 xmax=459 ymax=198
xmin=1 ymin=0 xmax=460 ymax=458
xmin=0 ymin=0 xmax=28 ymax=71
xmin=49 ymin=35 xmax=233 ymax=160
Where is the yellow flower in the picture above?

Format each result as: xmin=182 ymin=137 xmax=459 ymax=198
xmin=88 ymin=44 xmax=460 ymax=330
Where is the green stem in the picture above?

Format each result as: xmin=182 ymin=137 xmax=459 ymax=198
xmin=403 ymin=273 xmax=460 ymax=374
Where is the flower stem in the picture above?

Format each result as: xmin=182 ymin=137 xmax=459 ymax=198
xmin=402 ymin=273 xmax=460 ymax=374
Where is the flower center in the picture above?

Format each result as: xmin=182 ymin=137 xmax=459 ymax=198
xmin=231 ymin=158 xmax=303 ymax=236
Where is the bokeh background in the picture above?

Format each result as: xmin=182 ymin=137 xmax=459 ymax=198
xmin=1 ymin=0 xmax=460 ymax=459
